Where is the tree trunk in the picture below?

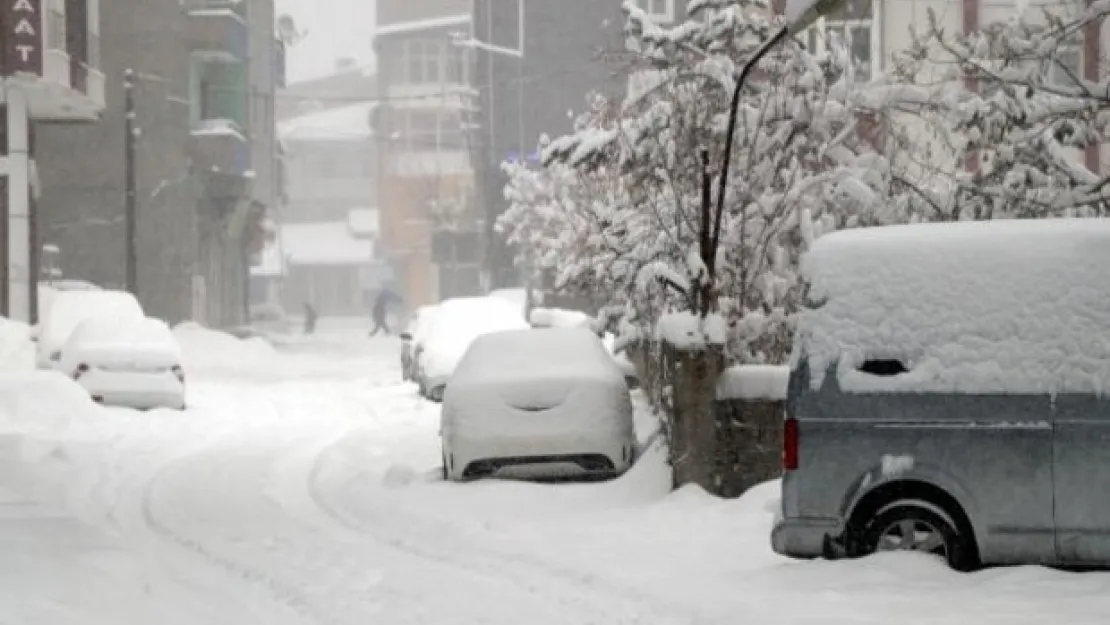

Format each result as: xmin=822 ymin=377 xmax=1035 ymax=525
xmin=665 ymin=342 xmax=725 ymax=490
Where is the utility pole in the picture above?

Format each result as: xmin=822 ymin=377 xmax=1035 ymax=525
xmin=124 ymin=69 xmax=138 ymax=296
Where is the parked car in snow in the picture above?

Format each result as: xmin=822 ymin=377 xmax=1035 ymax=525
xmin=35 ymin=289 xmax=145 ymax=370
xmin=400 ymin=305 xmax=438 ymax=382
xmin=773 ymin=219 xmax=1110 ymax=571
xmin=441 ymin=327 xmax=636 ymax=481
xmin=60 ymin=315 xmax=186 ymax=410
xmin=415 ymin=296 xmax=529 ymax=401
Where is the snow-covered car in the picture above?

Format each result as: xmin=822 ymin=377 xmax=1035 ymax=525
xmin=528 ymin=306 xmax=592 ymax=329
xmin=60 ymin=315 xmax=186 ymax=410
xmin=36 ymin=289 xmax=145 ymax=370
xmin=441 ymin=327 xmax=636 ymax=481
xmin=416 ymin=296 xmax=529 ymax=401
xmin=400 ymin=305 xmax=438 ymax=382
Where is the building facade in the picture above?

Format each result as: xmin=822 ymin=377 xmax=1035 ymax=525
xmin=34 ymin=0 xmax=282 ymax=327
xmin=471 ymin=0 xmax=637 ymax=289
xmin=0 ymin=0 xmax=105 ymax=322
xmin=255 ymin=67 xmax=382 ymax=316
xmin=373 ymin=0 xmax=483 ymax=307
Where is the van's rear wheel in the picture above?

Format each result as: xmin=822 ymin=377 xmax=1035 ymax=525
xmin=859 ymin=504 xmax=975 ymax=571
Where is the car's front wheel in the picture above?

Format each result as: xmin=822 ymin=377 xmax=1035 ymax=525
xmin=858 ymin=503 xmax=975 ymax=570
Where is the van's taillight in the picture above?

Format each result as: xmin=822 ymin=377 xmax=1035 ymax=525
xmin=783 ymin=417 xmax=799 ymax=471
xmin=73 ymin=363 xmax=90 ymax=380
xmin=172 ymin=365 xmax=186 ymax=383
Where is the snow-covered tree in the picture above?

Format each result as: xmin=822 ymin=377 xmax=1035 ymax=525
xmin=500 ymin=0 xmax=923 ymax=489
xmin=514 ymin=0 xmax=917 ymax=359
xmin=894 ymin=2 xmax=1110 ymax=218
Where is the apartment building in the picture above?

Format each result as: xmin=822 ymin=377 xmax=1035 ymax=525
xmin=373 ymin=0 xmax=483 ymax=307
xmin=471 ymin=0 xmax=635 ymax=289
xmin=0 ymin=0 xmax=105 ymax=322
xmin=259 ymin=66 xmax=382 ymax=316
xmin=35 ymin=0 xmax=283 ymax=326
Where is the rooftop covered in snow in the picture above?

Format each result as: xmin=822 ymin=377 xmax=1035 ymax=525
xmin=278 ymin=102 xmax=377 ymax=141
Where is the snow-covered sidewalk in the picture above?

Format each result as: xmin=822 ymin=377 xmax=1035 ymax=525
xmin=1 ymin=324 xmax=1108 ymax=624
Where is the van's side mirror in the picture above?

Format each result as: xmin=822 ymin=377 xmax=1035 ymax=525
xmin=399 ymin=332 xmax=413 ymax=342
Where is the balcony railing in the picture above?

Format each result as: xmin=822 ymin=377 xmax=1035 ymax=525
xmin=190 ymin=118 xmax=251 ymax=176
xmin=184 ymin=1 xmax=248 ymax=59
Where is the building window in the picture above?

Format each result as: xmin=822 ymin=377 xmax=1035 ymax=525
xmin=189 ymin=55 xmax=248 ymax=128
xmin=1045 ymin=44 xmax=1082 ymax=90
xmin=634 ymin=0 xmax=675 ymax=22
xmin=804 ymin=0 xmax=877 ymax=81
xmin=403 ymin=40 xmax=468 ymax=85
xmin=396 ymin=110 xmax=466 ymax=152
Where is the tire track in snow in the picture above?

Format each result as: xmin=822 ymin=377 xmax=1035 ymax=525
xmin=303 ymin=433 xmax=717 ymax=625
xmin=140 ymin=449 xmax=325 ymax=625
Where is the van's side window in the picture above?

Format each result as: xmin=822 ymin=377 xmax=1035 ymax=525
xmin=857 ymin=359 xmax=908 ymax=376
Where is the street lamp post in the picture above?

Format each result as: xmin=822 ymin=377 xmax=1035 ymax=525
xmin=452 ymin=0 xmax=525 ymax=293
xmin=713 ymin=0 xmax=850 ymax=251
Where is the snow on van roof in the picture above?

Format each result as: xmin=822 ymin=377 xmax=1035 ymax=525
xmin=798 ymin=218 xmax=1110 ymax=395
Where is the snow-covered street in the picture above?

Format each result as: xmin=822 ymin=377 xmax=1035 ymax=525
xmin=1 ymin=321 xmax=1108 ymax=625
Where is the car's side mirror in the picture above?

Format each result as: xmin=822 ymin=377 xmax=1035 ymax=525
xmin=399 ymin=332 xmax=413 ymax=341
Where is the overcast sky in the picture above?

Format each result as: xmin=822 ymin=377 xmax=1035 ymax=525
xmin=276 ymin=0 xmax=377 ymax=83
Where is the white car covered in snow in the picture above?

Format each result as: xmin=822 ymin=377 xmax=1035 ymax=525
xmin=441 ymin=327 xmax=636 ymax=481
xmin=36 ymin=289 xmax=145 ymax=370
xmin=400 ymin=305 xmax=438 ymax=382
xmin=60 ymin=315 xmax=186 ymax=410
xmin=415 ymin=296 xmax=529 ymax=401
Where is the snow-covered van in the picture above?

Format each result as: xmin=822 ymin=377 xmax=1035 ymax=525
xmin=773 ymin=218 xmax=1110 ymax=570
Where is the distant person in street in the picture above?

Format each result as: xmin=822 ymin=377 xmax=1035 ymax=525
xmin=303 ymin=301 xmax=318 ymax=335
xmin=369 ymin=286 xmax=403 ymax=337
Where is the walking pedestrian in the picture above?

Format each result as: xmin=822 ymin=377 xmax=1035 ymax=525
xmin=303 ymin=301 xmax=318 ymax=335
xmin=369 ymin=286 xmax=403 ymax=337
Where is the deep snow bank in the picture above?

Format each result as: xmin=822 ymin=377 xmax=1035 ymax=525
xmin=0 ymin=319 xmax=34 ymax=372
xmin=174 ymin=322 xmax=277 ymax=376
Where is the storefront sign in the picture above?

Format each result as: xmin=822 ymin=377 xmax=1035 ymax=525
xmin=3 ymin=0 xmax=43 ymax=76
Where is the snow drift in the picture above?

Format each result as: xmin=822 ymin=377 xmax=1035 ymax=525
xmin=173 ymin=322 xmax=276 ymax=375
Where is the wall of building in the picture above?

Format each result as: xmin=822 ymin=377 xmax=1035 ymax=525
xmin=276 ymin=65 xmax=377 ymax=122
xmin=282 ymin=137 xmax=377 ymax=222
xmin=473 ymin=0 xmax=628 ymax=289
xmin=249 ymin=0 xmax=280 ymax=217
xmin=35 ymin=0 xmax=196 ymax=323
xmin=375 ymin=0 xmax=483 ymax=306
xmin=284 ymin=264 xmax=366 ymax=316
